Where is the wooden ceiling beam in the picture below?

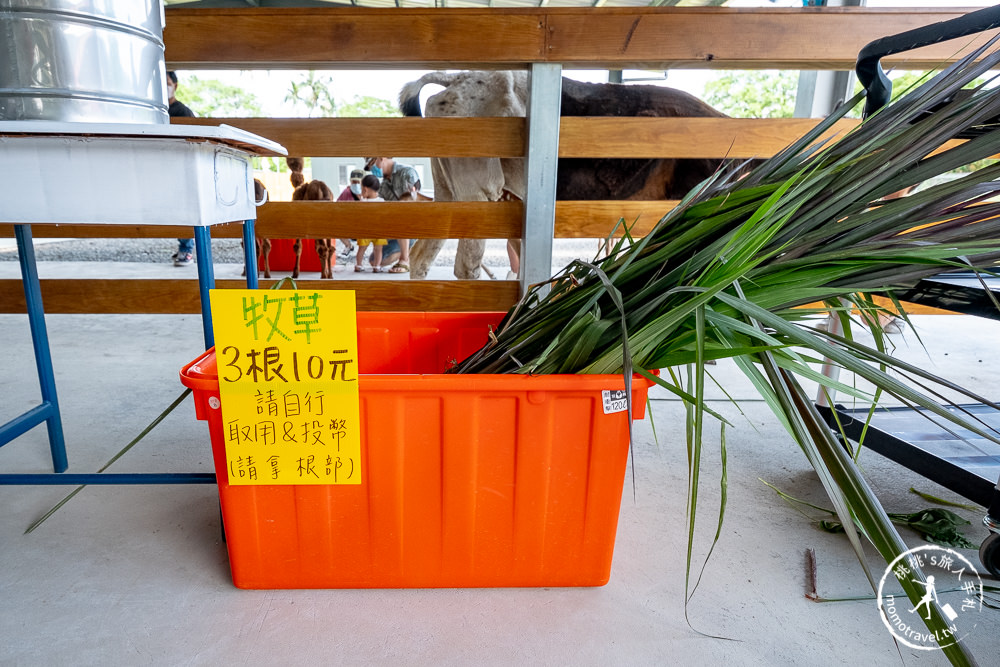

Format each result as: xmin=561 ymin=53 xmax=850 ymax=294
xmin=165 ymin=7 xmax=983 ymax=70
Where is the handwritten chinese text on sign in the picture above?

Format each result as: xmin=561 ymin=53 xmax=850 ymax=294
xmin=209 ymin=289 xmax=360 ymax=485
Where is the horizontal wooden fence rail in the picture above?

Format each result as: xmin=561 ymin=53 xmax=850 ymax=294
xmin=165 ymin=7 xmax=982 ymax=71
xmin=171 ymin=117 xmax=527 ymax=158
xmin=0 ymin=279 xmax=521 ymax=314
xmin=542 ymin=8 xmax=984 ymax=70
xmin=173 ymin=116 xmax=862 ymax=160
xmin=555 ymin=202 xmax=672 ymax=238
xmin=557 ymin=118 xmax=862 ymax=159
xmin=252 ymin=202 xmax=524 ymax=239
xmin=0 ymin=202 xmax=526 ymax=240
xmin=0 ymin=200 xmax=672 ymax=240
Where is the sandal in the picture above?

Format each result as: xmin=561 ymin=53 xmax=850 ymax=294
xmin=371 ymin=266 xmax=383 ymax=273
xmin=354 ymin=265 xmax=364 ymax=273
xmin=388 ymin=262 xmax=409 ymax=274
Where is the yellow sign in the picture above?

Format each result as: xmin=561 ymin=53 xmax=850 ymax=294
xmin=209 ymin=289 xmax=360 ymax=485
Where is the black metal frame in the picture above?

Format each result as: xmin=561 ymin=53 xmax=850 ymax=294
xmin=826 ymin=403 xmax=1000 ymax=509
xmin=839 ymin=7 xmax=1000 ymax=573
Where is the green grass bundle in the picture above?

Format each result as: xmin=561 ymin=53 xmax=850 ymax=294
xmin=453 ymin=42 xmax=1000 ymax=664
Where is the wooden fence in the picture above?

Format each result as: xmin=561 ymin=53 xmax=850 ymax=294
xmin=0 ymin=7 xmax=981 ymax=314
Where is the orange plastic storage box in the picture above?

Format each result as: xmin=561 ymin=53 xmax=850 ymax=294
xmin=180 ymin=311 xmax=653 ymax=589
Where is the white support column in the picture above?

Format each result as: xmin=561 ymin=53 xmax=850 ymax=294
xmin=815 ymin=304 xmax=845 ymax=409
xmin=520 ymin=63 xmax=562 ymax=296
xmin=801 ymin=0 xmax=864 ymax=409
xmin=794 ymin=0 xmax=863 ymax=119
xmin=794 ymin=69 xmax=855 ymax=118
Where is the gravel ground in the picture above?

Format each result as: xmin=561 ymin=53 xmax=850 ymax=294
xmin=0 ymin=237 xmax=600 ymax=268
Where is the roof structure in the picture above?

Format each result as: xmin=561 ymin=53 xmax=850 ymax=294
xmin=164 ymin=0 xmax=726 ymax=9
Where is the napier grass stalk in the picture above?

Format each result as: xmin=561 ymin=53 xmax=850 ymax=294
xmin=452 ymin=41 xmax=1000 ymax=663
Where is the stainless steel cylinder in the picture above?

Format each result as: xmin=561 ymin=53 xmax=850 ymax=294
xmin=0 ymin=0 xmax=167 ymax=124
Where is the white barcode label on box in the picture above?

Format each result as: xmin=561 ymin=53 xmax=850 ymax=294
xmin=602 ymin=389 xmax=628 ymax=414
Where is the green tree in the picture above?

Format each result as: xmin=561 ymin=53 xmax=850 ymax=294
xmin=703 ymin=70 xmax=798 ymax=118
xmin=883 ymin=71 xmax=934 ymax=102
xmin=337 ymin=95 xmax=400 ymax=118
xmin=853 ymin=70 xmax=986 ymax=102
xmin=176 ymin=76 xmax=264 ymax=117
xmin=252 ymin=156 xmax=300 ymax=174
xmin=285 ymin=71 xmax=337 ymax=117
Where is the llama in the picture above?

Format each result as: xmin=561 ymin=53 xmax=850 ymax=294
xmin=292 ymin=179 xmax=336 ymax=279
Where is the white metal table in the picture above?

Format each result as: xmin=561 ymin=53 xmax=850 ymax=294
xmin=0 ymin=121 xmax=286 ymax=483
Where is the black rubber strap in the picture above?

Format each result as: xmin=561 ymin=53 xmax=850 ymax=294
xmin=856 ymin=5 xmax=1000 ymax=117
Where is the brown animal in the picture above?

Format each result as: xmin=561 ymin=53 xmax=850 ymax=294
xmin=558 ymin=77 xmax=727 ymax=199
xmin=287 ymin=157 xmax=306 ymax=188
xmin=283 ymin=157 xmax=305 ymax=278
xmin=292 ymin=180 xmax=336 ymax=279
xmin=248 ymin=159 xmax=307 ymax=279
xmin=399 ymin=71 xmax=729 ymax=279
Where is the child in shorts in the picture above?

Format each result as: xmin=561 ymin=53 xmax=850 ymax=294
xmin=355 ymin=174 xmax=388 ymax=273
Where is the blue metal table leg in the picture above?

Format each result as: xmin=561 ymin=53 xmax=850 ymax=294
xmin=193 ymin=226 xmax=216 ymax=349
xmin=243 ymin=219 xmax=259 ymax=289
xmin=13 ymin=224 xmax=68 ymax=472
xmin=0 ymin=472 xmax=216 ymax=485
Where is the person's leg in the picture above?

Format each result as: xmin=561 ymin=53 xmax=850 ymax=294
xmin=174 ymin=237 xmax=194 ymax=265
xmin=355 ymin=242 xmax=369 ymax=272
xmin=506 ymin=239 xmax=521 ymax=279
xmin=390 ymin=238 xmax=410 ymax=272
xmin=380 ymin=239 xmax=401 ymax=267
xmin=372 ymin=244 xmax=383 ymax=272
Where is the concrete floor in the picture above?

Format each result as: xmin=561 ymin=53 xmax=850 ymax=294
xmin=1 ymin=262 xmax=998 ymax=665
